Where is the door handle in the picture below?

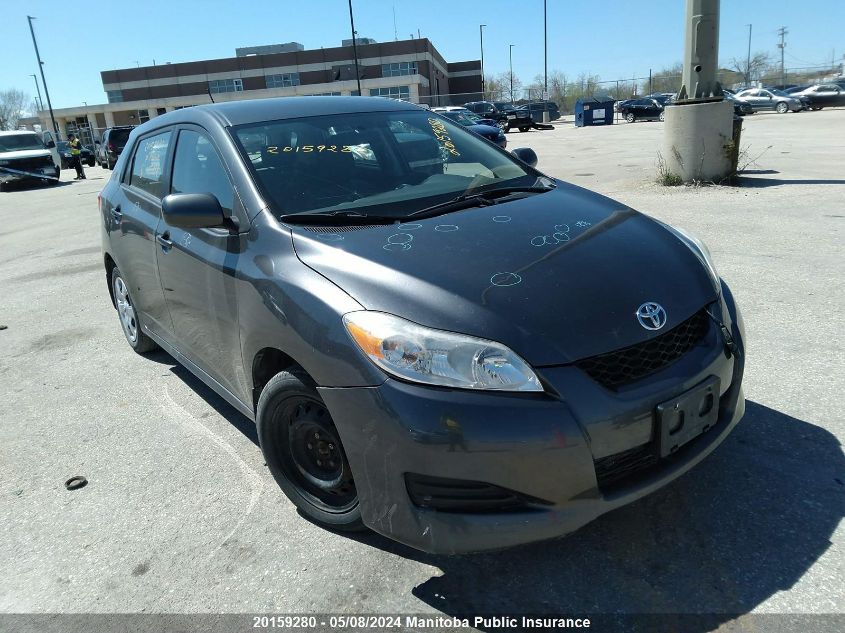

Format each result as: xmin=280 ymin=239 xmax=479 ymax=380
xmin=110 ymin=206 xmax=122 ymax=221
xmin=156 ymin=232 xmax=173 ymax=250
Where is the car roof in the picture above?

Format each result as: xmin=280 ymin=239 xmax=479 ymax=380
xmin=0 ymin=130 xmax=38 ymax=136
xmin=146 ymin=96 xmax=421 ymax=129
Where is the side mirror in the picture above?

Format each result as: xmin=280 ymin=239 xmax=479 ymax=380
xmin=161 ymin=193 xmax=225 ymax=229
xmin=45 ymin=139 xmax=55 ymax=148
xmin=511 ymin=147 xmax=538 ymax=168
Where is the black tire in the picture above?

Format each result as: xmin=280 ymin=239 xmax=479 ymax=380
xmin=110 ymin=266 xmax=158 ymax=353
xmin=625 ymin=112 xmax=635 ymax=123
xmin=518 ymin=126 xmax=530 ymax=132
xmin=496 ymin=120 xmax=508 ymax=132
xmin=87 ymin=159 xmax=95 ymax=167
xmin=257 ymin=370 xmax=365 ymax=532
xmin=776 ymin=102 xmax=788 ymax=114
xmin=659 ymin=111 xmax=666 ymax=122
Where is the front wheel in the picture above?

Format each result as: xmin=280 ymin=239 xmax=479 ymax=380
xmin=257 ymin=370 xmax=365 ymax=531
xmin=518 ymin=126 xmax=531 ymax=132
xmin=658 ymin=111 xmax=666 ymax=122
xmin=111 ymin=266 xmax=158 ymax=353
xmin=496 ymin=120 xmax=508 ymax=132
xmin=625 ymin=112 xmax=635 ymax=123
xmin=776 ymin=102 xmax=788 ymax=113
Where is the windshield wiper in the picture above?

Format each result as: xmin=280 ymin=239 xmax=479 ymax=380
xmin=406 ymin=185 xmax=555 ymax=220
xmin=279 ymin=210 xmax=397 ymax=225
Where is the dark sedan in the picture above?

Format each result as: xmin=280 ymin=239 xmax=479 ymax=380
xmin=790 ymin=84 xmax=845 ymax=110
xmin=724 ymin=93 xmax=754 ymax=116
xmin=431 ymin=107 xmax=507 ymax=148
xmin=57 ymin=141 xmax=96 ymax=168
xmin=618 ymin=97 xmax=666 ymax=122
xmin=100 ymin=97 xmax=745 ymax=554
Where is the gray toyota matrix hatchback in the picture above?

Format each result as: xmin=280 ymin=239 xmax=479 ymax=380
xmin=99 ymin=97 xmax=745 ymax=554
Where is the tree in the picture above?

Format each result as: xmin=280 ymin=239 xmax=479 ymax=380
xmin=0 ymin=89 xmax=31 ymax=131
xmin=646 ymin=63 xmax=683 ymax=95
xmin=731 ymin=52 xmax=771 ymax=87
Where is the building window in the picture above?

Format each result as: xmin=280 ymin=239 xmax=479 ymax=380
xmin=106 ymin=90 xmax=123 ymax=103
xmin=309 ymin=92 xmax=342 ymax=96
xmin=138 ymin=109 xmax=150 ymax=124
xmin=266 ymin=73 xmax=300 ymax=88
xmin=370 ymin=86 xmax=410 ymax=100
xmin=208 ymin=78 xmax=244 ymax=94
xmin=382 ymin=62 xmax=418 ymax=77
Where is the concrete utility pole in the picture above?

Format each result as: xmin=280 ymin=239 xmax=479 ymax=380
xmin=777 ymin=26 xmax=788 ymax=86
xmin=745 ymin=24 xmax=752 ymax=86
xmin=27 ymin=16 xmax=58 ymax=136
xmin=662 ymin=0 xmax=734 ymax=183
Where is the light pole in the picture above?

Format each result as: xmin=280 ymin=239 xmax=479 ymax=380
xmin=29 ymin=74 xmax=43 ymax=111
xmin=509 ymin=44 xmax=515 ymax=102
xmin=543 ymin=0 xmax=548 ymax=98
xmin=479 ymin=24 xmax=486 ymax=98
xmin=27 ymin=16 xmax=58 ymax=136
xmin=348 ymin=0 xmax=362 ymax=96
xmin=745 ymin=24 xmax=752 ymax=86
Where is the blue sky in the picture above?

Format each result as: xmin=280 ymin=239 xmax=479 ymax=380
xmin=3 ymin=0 xmax=843 ymax=109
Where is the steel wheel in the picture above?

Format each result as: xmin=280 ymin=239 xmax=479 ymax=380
xmin=272 ymin=395 xmax=357 ymax=513
xmin=113 ymin=274 xmax=138 ymax=344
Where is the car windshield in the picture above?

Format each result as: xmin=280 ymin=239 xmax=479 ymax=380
xmin=233 ymin=109 xmax=535 ymax=219
xmin=57 ymin=141 xmax=69 ymax=150
xmin=0 ymin=134 xmax=46 ymax=152
xmin=770 ymin=89 xmax=790 ymax=97
xmin=439 ymin=111 xmax=478 ymax=126
xmin=493 ymin=102 xmax=515 ymax=111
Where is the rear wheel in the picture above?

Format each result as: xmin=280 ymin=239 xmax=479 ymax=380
xmin=776 ymin=102 xmax=788 ymax=113
xmin=658 ymin=111 xmax=666 ymax=122
xmin=257 ymin=370 xmax=364 ymax=531
xmin=518 ymin=126 xmax=531 ymax=132
xmin=111 ymin=266 xmax=158 ymax=353
xmin=625 ymin=112 xmax=635 ymax=123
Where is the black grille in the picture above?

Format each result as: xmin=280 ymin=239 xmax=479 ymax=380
xmin=405 ymin=473 xmax=550 ymax=513
xmin=594 ymin=445 xmax=659 ymax=490
xmin=575 ymin=309 xmax=710 ymax=389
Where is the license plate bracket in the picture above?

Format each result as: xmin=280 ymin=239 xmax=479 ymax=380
xmin=657 ymin=376 xmax=720 ymax=458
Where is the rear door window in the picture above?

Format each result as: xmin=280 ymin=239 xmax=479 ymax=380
xmin=129 ymin=131 xmax=172 ymax=198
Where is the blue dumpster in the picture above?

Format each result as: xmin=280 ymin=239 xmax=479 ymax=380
xmin=575 ymin=98 xmax=615 ymax=127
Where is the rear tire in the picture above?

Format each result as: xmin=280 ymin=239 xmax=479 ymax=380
xmin=111 ymin=266 xmax=158 ymax=354
xmin=658 ymin=111 xmax=666 ymax=122
xmin=257 ymin=370 xmax=365 ymax=532
xmin=518 ymin=126 xmax=530 ymax=132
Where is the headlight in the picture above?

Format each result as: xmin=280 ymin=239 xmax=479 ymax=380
xmin=343 ymin=311 xmax=543 ymax=392
xmin=664 ymin=225 xmax=720 ymax=290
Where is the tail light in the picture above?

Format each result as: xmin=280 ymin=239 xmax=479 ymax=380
xmin=108 ymin=143 xmax=114 ymax=151
xmin=97 ymin=193 xmax=102 ymax=213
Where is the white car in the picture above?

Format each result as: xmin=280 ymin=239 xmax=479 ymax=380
xmin=0 ymin=130 xmax=61 ymax=191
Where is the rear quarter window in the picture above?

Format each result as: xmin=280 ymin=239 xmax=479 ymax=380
xmin=128 ymin=131 xmax=172 ymax=198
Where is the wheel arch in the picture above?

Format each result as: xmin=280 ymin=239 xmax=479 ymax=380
xmin=104 ymin=253 xmax=118 ymax=308
xmin=251 ymin=347 xmax=305 ymax=411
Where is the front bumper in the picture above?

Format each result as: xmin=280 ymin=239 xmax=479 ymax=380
xmin=0 ymin=164 xmax=58 ymax=184
xmin=320 ymin=287 xmax=746 ymax=554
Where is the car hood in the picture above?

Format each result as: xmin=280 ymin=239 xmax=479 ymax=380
xmin=0 ymin=149 xmax=51 ymax=160
xmin=290 ymin=183 xmax=718 ymax=366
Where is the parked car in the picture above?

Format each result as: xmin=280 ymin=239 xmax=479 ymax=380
xmin=783 ymin=85 xmax=811 ymax=95
xmin=97 ymin=126 xmax=135 ymax=169
xmin=515 ymin=100 xmax=561 ymax=123
xmin=431 ymin=107 xmax=507 ymax=148
xmin=463 ymin=101 xmax=533 ymax=132
xmin=100 ymin=96 xmax=745 ymax=554
xmin=789 ymin=84 xmax=845 ymax=110
xmin=618 ymin=97 xmax=666 ymax=122
xmin=723 ymin=92 xmax=754 ymax=116
xmin=57 ymin=141 xmax=96 ymax=169
xmin=0 ymin=130 xmax=60 ymax=191
xmin=733 ymin=88 xmax=804 ymax=113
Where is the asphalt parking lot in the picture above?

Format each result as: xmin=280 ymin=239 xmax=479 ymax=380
xmin=1 ymin=109 xmax=843 ymax=631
